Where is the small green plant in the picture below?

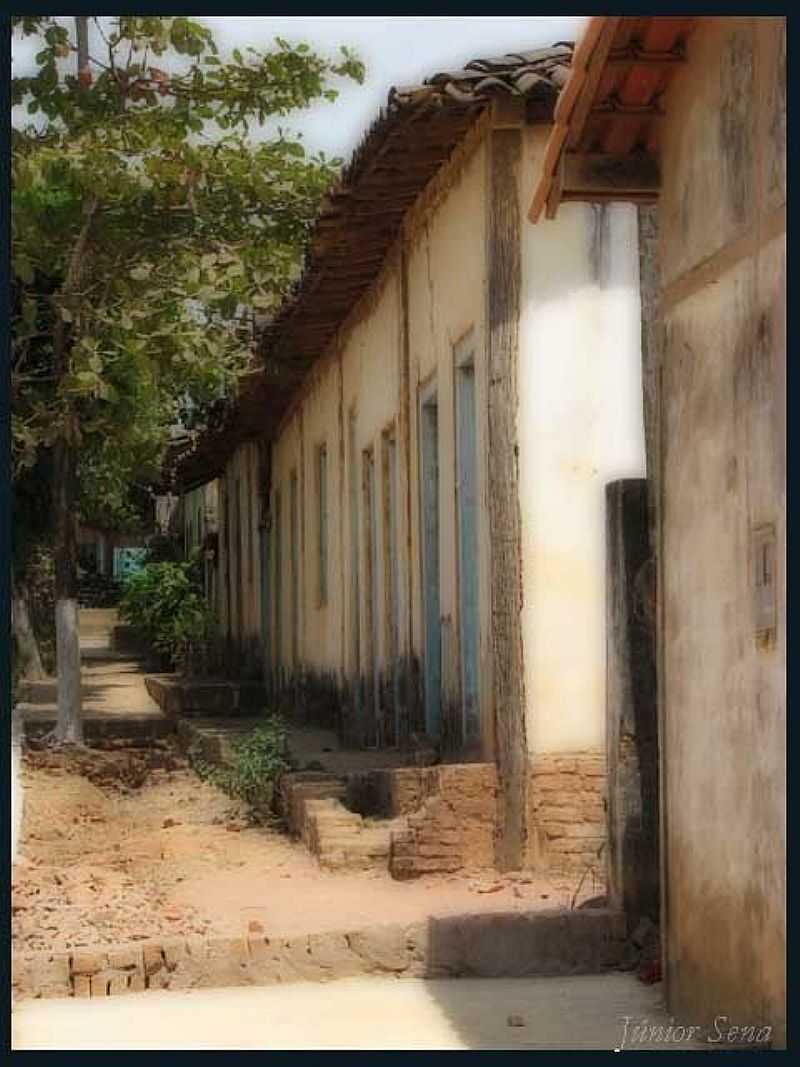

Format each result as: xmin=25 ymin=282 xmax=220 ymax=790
xmin=118 ymin=559 xmax=215 ymax=674
xmin=213 ymin=716 xmax=290 ymax=807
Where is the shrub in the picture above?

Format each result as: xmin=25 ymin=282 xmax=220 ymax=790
xmin=118 ymin=559 xmax=215 ymax=675
xmin=210 ymin=716 xmax=291 ymax=808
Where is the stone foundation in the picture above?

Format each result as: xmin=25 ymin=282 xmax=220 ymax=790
xmin=144 ymin=675 xmax=267 ymax=718
xmin=13 ymin=909 xmax=627 ymax=1000
xmin=527 ymin=751 xmax=608 ymax=874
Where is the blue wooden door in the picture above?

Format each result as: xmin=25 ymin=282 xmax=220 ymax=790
xmin=456 ymin=361 xmax=480 ymax=741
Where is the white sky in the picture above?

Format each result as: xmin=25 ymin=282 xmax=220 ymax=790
xmin=12 ymin=16 xmax=587 ymax=161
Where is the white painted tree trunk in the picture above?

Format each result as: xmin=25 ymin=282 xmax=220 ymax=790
xmin=12 ymin=709 xmax=22 ymax=862
xmin=55 ymin=598 xmax=82 ymax=743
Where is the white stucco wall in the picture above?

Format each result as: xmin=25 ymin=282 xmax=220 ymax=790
xmin=518 ymin=128 xmax=646 ymax=755
xmin=298 ymin=358 xmax=344 ymax=675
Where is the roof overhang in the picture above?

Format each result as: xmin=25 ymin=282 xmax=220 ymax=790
xmin=174 ymin=45 xmax=575 ymax=491
xmin=529 ymin=16 xmax=698 ymax=222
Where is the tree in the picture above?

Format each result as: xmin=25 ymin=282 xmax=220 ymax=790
xmin=12 ymin=15 xmax=364 ymax=741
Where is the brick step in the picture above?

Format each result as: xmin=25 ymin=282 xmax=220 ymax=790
xmin=306 ymin=797 xmax=400 ymax=871
xmin=317 ymin=834 xmax=390 ymax=856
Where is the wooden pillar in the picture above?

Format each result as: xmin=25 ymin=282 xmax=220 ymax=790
xmin=486 ymin=102 xmax=527 ymax=870
xmin=606 ymin=479 xmax=659 ymax=923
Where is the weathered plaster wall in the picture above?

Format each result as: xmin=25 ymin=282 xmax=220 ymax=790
xmin=405 ymin=141 xmax=489 ymax=752
xmin=658 ymin=16 xmax=785 ymax=1042
xmin=297 ymin=359 xmax=344 ymax=676
xmin=266 ymin=137 xmax=491 ymax=751
xmin=217 ymin=442 xmax=262 ymax=669
xmin=271 ymin=414 xmax=303 ymax=674
xmin=518 ymin=126 xmax=646 ymax=757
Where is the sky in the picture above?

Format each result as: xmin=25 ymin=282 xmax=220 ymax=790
xmin=12 ymin=16 xmax=587 ymax=162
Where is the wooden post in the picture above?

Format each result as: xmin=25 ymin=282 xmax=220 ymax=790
xmin=486 ymin=110 xmax=527 ymax=870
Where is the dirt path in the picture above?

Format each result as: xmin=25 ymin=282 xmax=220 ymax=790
xmin=20 ymin=657 xmax=163 ymax=718
xmin=13 ymin=746 xmax=600 ymax=956
xmin=13 ymin=974 xmax=681 ymax=1051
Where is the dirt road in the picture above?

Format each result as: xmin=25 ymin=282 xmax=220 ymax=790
xmin=13 ymin=745 xmax=598 ymax=956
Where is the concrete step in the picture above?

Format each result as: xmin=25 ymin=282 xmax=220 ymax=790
xmin=20 ymin=713 xmax=173 ymax=743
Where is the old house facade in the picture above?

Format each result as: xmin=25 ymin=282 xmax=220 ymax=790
xmin=179 ymin=48 xmax=649 ymax=873
xmin=531 ymin=15 xmax=786 ymax=1045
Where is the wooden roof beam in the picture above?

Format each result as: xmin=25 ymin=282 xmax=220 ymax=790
xmin=562 ymin=151 xmax=660 ymax=200
xmin=605 ymin=44 xmax=687 ymax=67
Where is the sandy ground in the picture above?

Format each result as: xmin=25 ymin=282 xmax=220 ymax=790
xmin=12 ymin=973 xmax=696 ymax=1051
xmin=12 ymin=746 xmax=602 ymax=955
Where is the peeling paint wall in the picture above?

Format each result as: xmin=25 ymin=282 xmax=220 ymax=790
xmin=657 ymin=17 xmax=785 ymax=1044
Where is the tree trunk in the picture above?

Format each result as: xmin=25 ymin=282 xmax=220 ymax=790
xmin=12 ymin=575 xmax=45 ymax=681
xmin=53 ymin=427 xmax=82 ymax=743
xmin=51 ymin=21 xmax=95 ymax=742
xmin=75 ymin=16 xmax=90 ymax=80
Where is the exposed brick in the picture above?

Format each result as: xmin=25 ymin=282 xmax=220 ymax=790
xmin=71 ymin=950 xmax=108 ymax=976
xmin=107 ymin=946 xmax=142 ymax=971
xmin=417 ymin=843 xmax=462 ymax=859
xmin=73 ymin=974 xmax=91 ymax=998
xmin=417 ymin=830 xmax=461 ymax=847
xmin=527 ymin=750 xmax=608 ymax=875
xmin=143 ymin=943 xmax=165 ymax=975
xmin=107 ymin=973 xmax=131 ymax=996
xmin=205 ymin=936 xmax=249 ymax=965
xmin=147 ymin=969 xmax=171 ymax=990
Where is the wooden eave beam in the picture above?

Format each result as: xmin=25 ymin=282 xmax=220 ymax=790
xmin=562 ymin=151 xmax=660 ymax=199
xmin=605 ymin=45 xmax=687 ymax=67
